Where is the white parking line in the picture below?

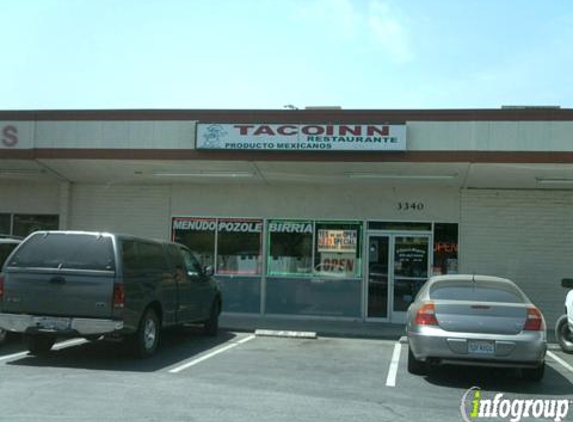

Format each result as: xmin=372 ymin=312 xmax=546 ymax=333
xmin=547 ymin=351 xmax=573 ymax=374
xmin=0 ymin=338 xmax=88 ymax=362
xmin=169 ymin=334 xmax=256 ymax=374
xmin=385 ymin=342 xmax=402 ymax=387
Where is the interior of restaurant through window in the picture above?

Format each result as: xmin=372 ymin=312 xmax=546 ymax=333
xmin=171 ymin=217 xmax=457 ymax=318
xmin=0 ymin=213 xmax=59 ymax=237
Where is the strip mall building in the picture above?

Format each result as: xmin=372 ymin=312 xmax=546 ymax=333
xmin=1 ymin=108 xmax=572 ymax=329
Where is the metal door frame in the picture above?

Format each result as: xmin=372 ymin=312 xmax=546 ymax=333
xmin=364 ymin=230 xmax=433 ymax=323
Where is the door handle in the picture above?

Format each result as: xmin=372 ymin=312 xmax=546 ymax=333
xmin=49 ymin=276 xmax=66 ymax=285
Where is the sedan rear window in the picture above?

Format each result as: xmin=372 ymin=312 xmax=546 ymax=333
xmin=7 ymin=233 xmax=115 ymax=271
xmin=429 ymin=280 xmax=526 ymax=303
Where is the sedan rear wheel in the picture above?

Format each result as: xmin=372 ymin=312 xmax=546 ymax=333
xmin=522 ymin=361 xmax=545 ymax=382
xmin=407 ymin=347 xmax=427 ymax=375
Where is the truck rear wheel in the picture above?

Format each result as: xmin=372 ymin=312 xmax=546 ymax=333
xmin=203 ymin=300 xmax=220 ymax=337
xmin=131 ymin=308 xmax=160 ymax=359
xmin=25 ymin=334 xmax=56 ymax=356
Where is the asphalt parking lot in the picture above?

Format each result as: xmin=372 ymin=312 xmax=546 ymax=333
xmin=0 ymin=330 xmax=572 ymax=422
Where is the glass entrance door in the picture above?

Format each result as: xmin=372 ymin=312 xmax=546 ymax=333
xmin=366 ymin=235 xmax=390 ymax=319
xmin=366 ymin=233 xmax=431 ymax=322
xmin=391 ymin=235 xmax=430 ymax=323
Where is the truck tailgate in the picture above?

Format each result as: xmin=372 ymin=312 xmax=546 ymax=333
xmin=2 ymin=269 xmax=116 ymax=318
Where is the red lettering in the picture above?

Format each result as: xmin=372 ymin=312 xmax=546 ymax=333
xmin=326 ymin=125 xmax=334 ymax=135
xmin=2 ymin=125 xmax=18 ymax=147
xmin=434 ymin=243 xmax=458 ymax=253
xmin=254 ymin=125 xmax=275 ymax=136
xmin=366 ymin=125 xmax=389 ymax=136
xmin=277 ymin=125 xmax=297 ymax=136
xmin=234 ymin=125 xmax=254 ymax=135
xmin=301 ymin=125 xmax=325 ymax=135
xmin=346 ymin=260 xmax=354 ymax=272
xmin=339 ymin=125 xmax=361 ymax=136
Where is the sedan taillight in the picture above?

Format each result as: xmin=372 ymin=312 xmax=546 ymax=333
xmin=414 ymin=302 xmax=439 ymax=326
xmin=524 ymin=306 xmax=544 ymax=331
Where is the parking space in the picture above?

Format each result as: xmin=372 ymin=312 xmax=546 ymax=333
xmin=0 ymin=333 xmax=572 ymax=422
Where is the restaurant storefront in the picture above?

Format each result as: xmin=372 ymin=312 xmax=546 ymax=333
xmin=1 ymin=108 xmax=573 ymax=327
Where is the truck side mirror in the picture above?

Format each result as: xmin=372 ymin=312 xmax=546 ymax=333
xmin=561 ymin=278 xmax=573 ymax=289
xmin=204 ymin=265 xmax=214 ymax=277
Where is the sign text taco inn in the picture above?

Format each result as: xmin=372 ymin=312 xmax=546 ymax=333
xmin=196 ymin=123 xmax=407 ymax=151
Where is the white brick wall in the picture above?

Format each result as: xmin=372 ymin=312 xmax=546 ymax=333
xmin=69 ymin=185 xmax=171 ymax=240
xmin=172 ymin=184 xmax=459 ymax=222
xmin=0 ymin=180 xmax=60 ymax=214
xmin=461 ymin=189 xmax=573 ymax=329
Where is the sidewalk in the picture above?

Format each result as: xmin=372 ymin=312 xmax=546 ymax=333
xmin=220 ymin=313 xmax=406 ymax=340
xmin=220 ymin=313 xmax=561 ymax=347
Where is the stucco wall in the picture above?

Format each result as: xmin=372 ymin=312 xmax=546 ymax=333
xmin=460 ymin=189 xmax=573 ymax=329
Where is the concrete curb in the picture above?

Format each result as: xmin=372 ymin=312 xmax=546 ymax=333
xmin=255 ymin=329 xmax=318 ymax=339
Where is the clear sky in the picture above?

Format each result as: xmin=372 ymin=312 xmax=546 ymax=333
xmin=1 ymin=0 xmax=572 ymax=110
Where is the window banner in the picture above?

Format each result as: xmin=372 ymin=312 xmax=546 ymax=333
xmin=172 ymin=217 xmax=216 ymax=231
xmin=317 ymin=229 xmax=357 ymax=253
xmin=173 ymin=217 xmax=262 ymax=233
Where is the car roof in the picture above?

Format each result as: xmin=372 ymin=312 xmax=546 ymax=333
xmin=27 ymin=230 xmax=175 ymax=246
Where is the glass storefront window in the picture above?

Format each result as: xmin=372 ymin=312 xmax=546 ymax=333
xmin=0 ymin=214 xmax=11 ymax=234
xmin=433 ymin=223 xmax=459 ymax=275
xmin=216 ymin=219 xmax=262 ymax=275
xmin=314 ymin=221 xmax=362 ymax=278
xmin=267 ymin=220 xmax=313 ymax=276
xmin=172 ymin=217 xmax=216 ymax=268
xmin=12 ymin=214 xmax=59 ymax=237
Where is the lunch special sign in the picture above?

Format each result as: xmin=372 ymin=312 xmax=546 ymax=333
xmin=196 ymin=123 xmax=406 ymax=151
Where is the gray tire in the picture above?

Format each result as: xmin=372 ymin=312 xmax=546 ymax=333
xmin=203 ymin=300 xmax=220 ymax=337
xmin=522 ymin=361 xmax=545 ymax=382
xmin=407 ymin=347 xmax=427 ymax=375
xmin=132 ymin=308 xmax=160 ymax=358
xmin=556 ymin=315 xmax=573 ymax=353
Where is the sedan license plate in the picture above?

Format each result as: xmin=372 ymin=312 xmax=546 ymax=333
xmin=35 ymin=317 xmax=71 ymax=331
xmin=468 ymin=340 xmax=495 ymax=355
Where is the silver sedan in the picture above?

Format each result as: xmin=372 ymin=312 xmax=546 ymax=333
xmin=406 ymin=274 xmax=547 ymax=381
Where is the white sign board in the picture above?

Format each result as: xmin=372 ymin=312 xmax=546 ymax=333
xmin=0 ymin=122 xmax=34 ymax=149
xmin=196 ymin=123 xmax=406 ymax=151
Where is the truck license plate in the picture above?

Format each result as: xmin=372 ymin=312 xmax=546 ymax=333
xmin=35 ymin=317 xmax=71 ymax=331
xmin=468 ymin=340 xmax=495 ymax=355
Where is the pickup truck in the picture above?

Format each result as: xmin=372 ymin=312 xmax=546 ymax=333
xmin=0 ymin=235 xmax=22 ymax=344
xmin=0 ymin=231 xmax=222 ymax=357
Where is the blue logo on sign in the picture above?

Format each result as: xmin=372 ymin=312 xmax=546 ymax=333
xmin=202 ymin=124 xmax=227 ymax=148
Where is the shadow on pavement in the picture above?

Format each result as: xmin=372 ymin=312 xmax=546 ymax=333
xmin=4 ymin=327 xmax=238 ymax=373
xmin=422 ymin=363 xmax=572 ymax=396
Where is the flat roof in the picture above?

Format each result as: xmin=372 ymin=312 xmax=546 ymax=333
xmin=2 ymin=108 xmax=573 ymax=122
